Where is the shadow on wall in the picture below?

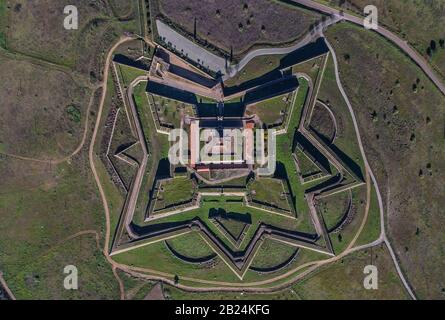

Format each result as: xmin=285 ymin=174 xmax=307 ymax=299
xmin=274 ymin=161 xmax=297 ymax=211
xmin=208 ymin=208 xmax=252 ymax=224
xmin=223 ymin=37 xmax=329 ymax=96
xmin=146 ymin=81 xmax=198 ymax=105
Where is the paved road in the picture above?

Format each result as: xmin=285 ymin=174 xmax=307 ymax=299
xmin=224 ymin=15 xmax=341 ymax=80
xmin=157 ymin=20 xmax=227 ymax=75
xmin=291 ymin=0 xmax=445 ymax=97
xmin=155 ymin=15 xmax=341 ymax=82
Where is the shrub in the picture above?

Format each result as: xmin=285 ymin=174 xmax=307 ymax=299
xmin=66 ymin=105 xmax=81 ymax=123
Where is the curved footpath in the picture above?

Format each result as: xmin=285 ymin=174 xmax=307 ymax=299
xmin=2 ymin=13 xmax=425 ymax=296
xmin=107 ymin=1 xmax=427 ymax=298
xmin=86 ymin=36 xmax=413 ymax=296
xmin=88 ymin=36 xmax=136 ymax=300
xmin=97 ymin=54 xmax=376 ymax=293
xmin=326 ymin=39 xmax=416 ymax=299
xmin=0 ymin=36 xmax=406 ymax=299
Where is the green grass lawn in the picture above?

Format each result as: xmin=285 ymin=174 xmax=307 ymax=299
xmin=199 ymin=176 xmax=248 ymax=188
xmin=150 ymin=244 xmax=409 ymax=298
xmin=115 ymin=194 xmax=337 ymax=284
xmin=116 ymin=64 xmax=147 ymax=87
xmin=317 ymin=190 xmax=350 ymax=231
xmin=216 ymin=217 xmax=248 ymax=241
xmin=113 ymin=234 xmax=242 ymax=283
xmin=294 ymin=148 xmax=322 ymax=178
xmin=356 ymin=183 xmax=381 ymax=246
xmin=246 ymin=93 xmax=291 ymax=125
xmin=166 ymin=231 xmax=215 ymax=259
xmin=141 ymin=195 xmax=302 ymax=252
xmin=250 ymin=238 xmax=297 ymax=269
xmin=292 ymin=56 xmax=324 ymax=79
xmin=317 ymin=54 xmax=365 ymax=175
xmin=241 ymin=246 xmax=330 ymax=284
xmin=329 ymin=185 xmax=367 ymax=254
xmin=154 ymin=176 xmax=196 ymax=211
xmin=293 ymin=244 xmax=410 ymax=299
xmin=224 ymin=54 xmax=284 ymax=88
xmin=326 ymin=22 xmax=445 ymax=298
xmin=249 ymin=177 xmax=291 ymax=211
xmin=151 ymin=94 xmax=195 ymax=128
xmin=132 ymin=82 xmax=170 ymax=223
xmin=275 ymin=78 xmax=313 ymax=231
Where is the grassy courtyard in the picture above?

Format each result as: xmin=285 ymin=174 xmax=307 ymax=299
xmin=245 ymin=93 xmax=292 ymax=126
xmin=154 ymin=176 xmax=196 ymax=211
xmin=250 ymin=238 xmax=297 ymax=270
xmin=248 ymin=177 xmax=291 ymax=212
xmin=166 ymin=231 xmax=215 ymax=259
xmin=150 ymin=94 xmax=195 ymax=128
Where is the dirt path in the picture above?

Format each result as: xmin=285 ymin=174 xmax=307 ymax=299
xmin=112 ymin=227 xmax=379 ymax=293
xmin=103 ymin=83 xmax=374 ymax=290
xmin=88 ymin=36 xmax=135 ymax=300
xmin=0 ymin=229 xmax=112 ymax=301
xmin=0 ymin=272 xmax=16 ymax=300
xmin=39 ymin=230 xmax=100 ymax=258
xmin=57 ymin=230 xmax=126 ymax=300
xmin=326 ymin=39 xmax=416 ymax=299
xmin=48 ymin=229 xmax=126 ymax=300
xmin=224 ymin=15 xmax=340 ymax=81
xmin=112 ymin=266 xmax=126 ymax=300
xmin=87 ymin=31 xmax=414 ymax=298
xmin=1 ymin=36 xmax=134 ymax=301
xmin=89 ymin=41 xmax=382 ymax=294
xmin=86 ymin=36 xmax=334 ymax=292
xmin=0 ymin=4 xmax=416 ymax=299
xmin=0 ymin=35 xmax=391 ymax=298
xmin=108 ymin=160 xmax=372 ymax=291
xmin=346 ymin=170 xmax=371 ymax=251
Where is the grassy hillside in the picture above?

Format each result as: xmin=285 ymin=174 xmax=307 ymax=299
xmin=326 ymin=22 xmax=445 ymax=299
